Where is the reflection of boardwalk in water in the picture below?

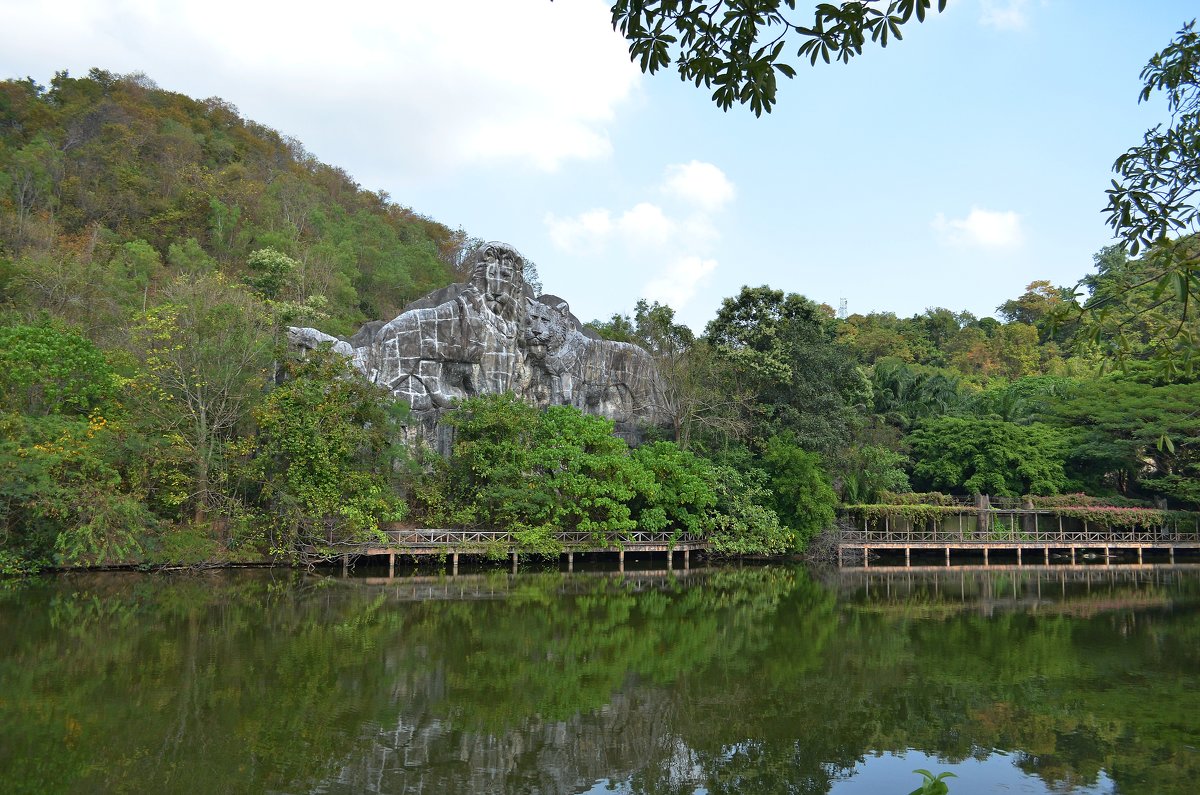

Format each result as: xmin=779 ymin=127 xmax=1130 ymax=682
xmin=828 ymin=564 xmax=1200 ymax=617
xmin=330 ymin=567 xmax=711 ymax=602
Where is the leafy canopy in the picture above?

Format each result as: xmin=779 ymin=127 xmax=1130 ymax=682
xmin=609 ymin=1 xmax=947 ymax=115
xmin=1097 ymin=22 xmax=1200 ymax=373
xmin=908 ymin=416 xmax=1068 ymax=497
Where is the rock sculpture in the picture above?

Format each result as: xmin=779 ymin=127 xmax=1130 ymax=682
xmin=290 ymin=242 xmax=666 ymax=450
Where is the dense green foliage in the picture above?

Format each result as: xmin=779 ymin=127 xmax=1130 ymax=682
xmin=0 ymin=69 xmax=461 ymax=569
xmin=0 ymin=69 xmax=457 ymax=333
xmin=412 ymin=394 xmax=797 ymax=552
xmin=908 ymin=417 xmax=1068 ymax=497
xmin=234 ymin=349 xmax=410 ymax=559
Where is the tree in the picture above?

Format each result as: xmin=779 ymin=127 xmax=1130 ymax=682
xmin=428 ymin=394 xmax=655 ymax=543
xmin=869 ymin=357 xmax=963 ymax=428
xmin=130 ymin=273 xmax=272 ymax=524
xmin=706 ymin=285 xmax=866 ymax=453
xmin=1098 ymin=21 xmax=1200 ymax=371
xmin=1038 ymin=379 xmax=1200 ymax=505
xmin=835 ymin=443 xmax=910 ymax=504
xmin=629 ymin=440 xmax=718 ymax=535
xmin=1074 ymin=239 xmax=1200 ymax=375
xmin=759 ymin=433 xmax=837 ymax=547
xmin=609 ymin=0 xmax=947 ymax=115
xmin=241 ymin=348 xmax=408 ymax=559
xmin=997 ymin=280 xmax=1075 ymax=343
xmin=0 ymin=324 xmax=116 ymax=416
xmin=705 ymin=463 xmax=794 ymax=554
xmin=0 ymin=326 xmax=154 ymax=569
xmin=594 ymin=299 xmax=750 ymax=449
xmin=907 ymin=416 xmax=1068 ymax=496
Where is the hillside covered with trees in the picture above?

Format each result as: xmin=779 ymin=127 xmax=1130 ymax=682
xmin=2 ymin=69 xmax=1198 ymax=573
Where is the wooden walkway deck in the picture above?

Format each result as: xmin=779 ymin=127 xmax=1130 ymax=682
xmin=344 ymin=528 xmax=709 ymax=575
xmin=838 ymin=523 xmax=1200 ymax=569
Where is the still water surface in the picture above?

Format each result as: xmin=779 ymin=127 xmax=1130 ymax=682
xmin=1 ymin=563 xmax=1198 ymax=794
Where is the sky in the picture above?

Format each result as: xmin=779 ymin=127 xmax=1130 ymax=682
xmin=1 ymin=0 xmax=1195 ymax=333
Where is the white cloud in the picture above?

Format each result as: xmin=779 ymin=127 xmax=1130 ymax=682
xmin=544 ymin=209 xmax=614 ymax=254
xmin=617 ymin=203 xmax=676 ymax=247
xmin=662 ymin=161 xmax=736 ymax=211
xmin=643 ymin=256 xmax=718 ymax=309
xmin=543 ymin=161 xmax=734 ymax=312
xmin=978 ymin=0 xmax=1031 ymax=31
xmin=932 ymin=207 xmax=1024 ymax=248
xmin=0 ymin=0 xmax=641 ymax=173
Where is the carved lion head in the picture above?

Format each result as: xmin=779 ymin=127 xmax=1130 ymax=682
xmin=463 ymin=242 xmax=525 ymax=322
xmin=523 ymin=298 xmax=572 ymax=359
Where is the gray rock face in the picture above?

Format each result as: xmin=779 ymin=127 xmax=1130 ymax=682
xmin=290 ymin=242 xmax=666 ymax=449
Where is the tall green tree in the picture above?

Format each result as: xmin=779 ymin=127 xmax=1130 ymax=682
xmin=130 ymin=273 xmax=272 ymax=524
xmin=759 ymin=433 xmax=837 ymax=547
xmin=239 ymin=348 xmax=408 ymax=559
xmin=706 ymin=285 xmax=866 ymax=454
xmin=1039 ymin=379 xmax=1200 ymax=505
xmin=908 ymin=416 xmax=1068 ymax=497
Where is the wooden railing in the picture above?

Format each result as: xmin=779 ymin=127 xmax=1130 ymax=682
xmin=379 ymin=528 xmax=707 ymax=549
xmin=839 ymin=526 xmax=1200 ymax=544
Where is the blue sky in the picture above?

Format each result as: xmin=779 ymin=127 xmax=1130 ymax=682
xmin=1 ymin=1 xmax=1195 ymax=332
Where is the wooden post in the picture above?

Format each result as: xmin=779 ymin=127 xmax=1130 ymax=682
xmin=1138 ymin=547 xmax=1143 ymax=564
xmin=1071 ymin=546 xmax=1076 ymax=565
xmin=684 ymin=549 xmax=690 ymax=569
xmin=838 ymin=546 xmax=844 ymax=567
xmin=1017 ymin=547 xmax=1022 ymax=566
xmin=511 ymin=552 xmax=518 ymax=574
xmin=863 ymin=546 xmax=870 ymax=568
xmin=1044 ymin=547 xmax=1049 ymax=565
xmin=452 ymin=552 xmax=459 ymax=575
xmin=342 ymin=554 xmax=349 ymax=576
xmin=619 ymin=549 xmax=625 ymax=572
xmin=1170 ymin=546 xmax=1175 ymax=564
xmin=568 ymin=552 xmax=574 ymax=572
xmin=388 ymin=552 xmax=395 ymax=578
xmin=983 ymin=547 xmax=989 ymax=566
xmin=905 ymin=546 xmax=911 ymax=567
xmin=667 ymin=550 xmax=673 ymax=570
xmin=945 ymin=547 xmax=950 ymax=566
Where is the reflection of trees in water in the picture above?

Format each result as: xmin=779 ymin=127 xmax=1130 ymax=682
xmin=1 ymin=567 xmax=1199 ymax=794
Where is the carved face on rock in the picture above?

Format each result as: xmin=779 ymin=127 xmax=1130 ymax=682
xmin=523 ymin=299 xmax=571 ymax=359
xmin=469 ymin=243 xmax=525 ymax=323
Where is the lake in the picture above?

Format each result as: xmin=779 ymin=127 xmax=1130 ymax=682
xmin=1 ymin=562 xmax=1198 ymax=794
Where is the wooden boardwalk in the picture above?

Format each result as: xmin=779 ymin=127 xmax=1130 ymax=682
xmin=838 ymin=520 xmax=1200 ymax=569
xmin=345 ymin=528 xmax=708 ymax=575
